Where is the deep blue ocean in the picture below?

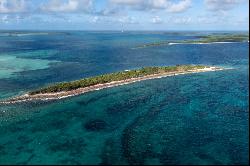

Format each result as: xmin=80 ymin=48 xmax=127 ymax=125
xmin=0 ymin=31 xmax=248 ymax=165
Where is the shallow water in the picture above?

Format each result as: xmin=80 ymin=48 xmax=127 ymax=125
xmin=0 ymin=31 xmax=248 ymax=165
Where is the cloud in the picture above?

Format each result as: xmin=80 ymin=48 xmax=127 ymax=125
xmin=167 ymin=0 xmax=192 ymax=13
xmin=89 ymin=16 xmax=99 ymax=23
xmin=148 ymin=0 xmax=168 ymax=9
xmin=169 ymin=16 xmax=192 ymax=24
xmin=88 ymin=15 xmax=139 ymax=25
xmin=0 ymin=0 xmax=192 ymax=17
xmin=0 ymin=0 xmax=27 ymax=13
xmin=0 ymin=14 xmax=28 ymax=23
xmin=194 ymin=13 xmax=240 ymax=25
xmin=205 ymin=0 xmax=245 ymax=11
xmin=95 ymin=5 xmax=122 ymax=16
xmin=109 ymin=0 xmax=167 ymax=9
xmin=40 ymin=0 xmax=93 ymax=13
xmin=109 ymin=0 xmax=144 ymax=6
xmin=108 ymin=0 xmax=192 ymax=13
xmin=0 ymin=15 xmax=8 ymax=23
xmin=151 ymin=16 xmax=163 ymax=24
xmin=118 ymin=16 xmax=138 ymax=24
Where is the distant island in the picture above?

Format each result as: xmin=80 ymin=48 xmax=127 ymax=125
xmin=0 ymin=31 xmax=70 ymax=37
xmin=1 ymin=65 xmax=226 ymax=104
xmin=132 ymin=34 xmax=249 ymax=49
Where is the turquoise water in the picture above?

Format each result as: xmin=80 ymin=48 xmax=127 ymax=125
xmin=0 ymin=31 xmax=249 ymax=165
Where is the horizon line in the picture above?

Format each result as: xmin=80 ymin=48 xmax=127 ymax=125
xmin=0 ymin=29 xmax=249 ymax=32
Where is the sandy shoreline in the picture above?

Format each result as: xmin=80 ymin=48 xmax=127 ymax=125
xmin=132 ymin=41 xmax=246 ymax=49
xmin=168 ymin=41 xmax=242 ymax=45
xmin=0 ymin=66 xmax=228 ymax=104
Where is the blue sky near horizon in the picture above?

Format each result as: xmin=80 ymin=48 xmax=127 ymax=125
xmin=0 ymin=0 xmax=249 ymax=31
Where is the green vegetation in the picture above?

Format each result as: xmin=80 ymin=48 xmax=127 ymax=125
xmin=29 ymin=65 xmax=207 ymax=95
xmin=185 ymin=34 xmax=249 ymax=43
xmin=133 ymin=33 xmax=249 ymax=49
xmin=132 ymin=41 xmax=169 ymax=49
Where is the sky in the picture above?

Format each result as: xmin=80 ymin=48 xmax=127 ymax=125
xmin=0 ymin=0 xmax=249 ymax=31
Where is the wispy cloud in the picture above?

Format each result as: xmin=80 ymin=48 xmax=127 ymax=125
xmin=40 ymin=0 xmax=94 ymax=13
xmin=89 ymin=16 xmax=99 ymax=23
xmin=0 ymin=0 xmax=248 ymax=30
xmin=118 ymin=16 xmax=139 ymax=24
xmin=0 ymin=15 xmax=9 ymax=23
xmin=167 ymin=0 xmax=192 ymax=13
xmin=204 ymin=0 xmax=245 ymax=11
xmin=0 ymin=0 xmax=27 ymax=13
xmin=108 ymin=0 xmax=192 ymax=13
xmin=163 ymin=16 xmax=193 ymax=25
xmin=151 ymin=16 xmax=163 ymax=24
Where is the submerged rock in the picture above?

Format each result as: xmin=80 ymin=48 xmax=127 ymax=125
xmin=84 ymin=119 xmax=107 ymax=131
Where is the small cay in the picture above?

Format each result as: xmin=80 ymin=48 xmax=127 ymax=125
xmin=132 ymin=34 xmax=249 ymax=49
xmin=0 ymin=65 xmax=227 ymax=104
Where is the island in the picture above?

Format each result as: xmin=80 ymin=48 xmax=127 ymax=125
xmin=0 ymin=65 xmax=226 ymax=104
xmin=183 ymin=34 xmax=249 ymax=43
xmin=0 ymin=31 xmax=70 ymax=37
xmin=132 ymin=33 xmax=249 ymax=49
